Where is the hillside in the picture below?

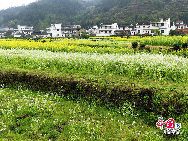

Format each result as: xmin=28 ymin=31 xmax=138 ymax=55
xmin=0 ymin=0 xmax=87 ymax=30
xmin=0 ymin=0 xmax=187 ymax=29
xmin=85 ymin=0 xmax=188 ymax=25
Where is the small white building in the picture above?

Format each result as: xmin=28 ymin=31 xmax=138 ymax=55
xmin=0 ymin=27 xmax=14 ymax=38
xmin=14 ymin=33 xmax=24 ymax=38
xmin=62 ymin=25 xmax=81 ymax=37
xmin=13 ymin=25 xmax=33 ymax=38
xmin=14 ymin=25 xmax=33 ymax=36
xmin=0 ymin=31 xmax=5 ymax=38
xmin=87 ymin=25 xmax=99 ymax=36
xmin=46 ymin=24 xmax=62 ymax=38
xmin=32 ymin=31 xmax=51 ymax=38
xmin=175 ymin=21 xmax=187 ymax=29
xmin=96 ymin=23 xmax=119 ymax=37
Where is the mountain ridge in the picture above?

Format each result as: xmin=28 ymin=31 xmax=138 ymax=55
xmin=0 ymin=0 xmax=187 ymax=29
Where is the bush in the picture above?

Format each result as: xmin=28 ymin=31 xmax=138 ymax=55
xmin=182 ymin=43 xmax=188 ymax=49
xmin=41 ymin=40 xmax=46 ymax=43
xmin=169 ymin=30 xmax=179 ymax=36
xmin=132 ymin=42 xmax=138 ymax=49
xmin=140 ymin=44 xmax=146 ymax=49
xmin=81 ymin=32 xmax=89 ymax=39
xmin=173 ymin=44 xmax=181 ymax=51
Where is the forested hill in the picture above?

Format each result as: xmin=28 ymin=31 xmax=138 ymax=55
xmin=0 ymin=0 xmax=88 ymax=30
xmin=88 ymin=0 xmax=188 ymax=25
xmin=0 ymin=0 xmax=187 ymax=29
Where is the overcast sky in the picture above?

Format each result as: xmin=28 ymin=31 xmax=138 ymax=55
xmin=0 ymin=0 xmax=38 ymax=10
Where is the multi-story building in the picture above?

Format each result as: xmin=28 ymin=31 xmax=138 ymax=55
xmin=135 ymin=18 xmax=176 ymax=35
xmin=95 ymin=23 xmax=119 ymax=37
xmin=136 ymin=22 xmax=151 ymax=35
xmin=150 ymin=18 xmax=175 ymax=35
xmin=117 ymin=24 xmax=137 ymax=36
xmin=87 ymin=25 xmax=99 ymax=36
xmin=46 ymin=24 xmax=62 ymax=38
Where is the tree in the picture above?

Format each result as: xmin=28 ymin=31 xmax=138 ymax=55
xmin=169 ymin=30 xmax=179 ymax=36
xmin=4 ymin=31 xmax=13 ymax=38
xmin=152 ymin=29 xmax=160 ymax=36
xmin=8 ymin=20 xmax=17 ymax=28
xmin=81 ymin=32 xmax=89 ymax=39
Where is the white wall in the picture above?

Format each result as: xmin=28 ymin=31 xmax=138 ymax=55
xmin=47 ymin=24 xmax=62 ymax=38
xmin=96 ymin=23 xmax=119 ymax=36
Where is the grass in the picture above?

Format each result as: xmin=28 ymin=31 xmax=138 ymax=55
xmin=0 ymin=38 xmax=187 ymax=140
xmin=0 ymin=87 xmax=184 ymax=141
xmin=1 ymin=66 xmax=188 ymax=138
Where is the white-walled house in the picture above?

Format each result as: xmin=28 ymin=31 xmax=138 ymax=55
xmin=150 ymin=18 xmax=174 ymax=35
xmin=17 ymin=25 xmax=33 ymax=33
xmin=32 ymin=31 xmax=51 ymax=38
xmin=46 ymin=24 xmax=62 ymax=38
xmin=0 ymin=31 xmax=5 ymax=38
xmin=95 ymin=23 xmax=119 ymax=37
xmin=135 ymin=18 xmax=175 ymax=35
xmin=117 ymin=24 xmax=136 ymax=36
xmin=175 ymin=21 xmax=187 ymax=29
xmin=14 ymin=33 xmax=24 ymax=38
xmin=0 ymin=27 xmax=14 ymax=38
xmin=14 ymin=25 xmax=33 ymax=37
xmin=87 ymin=25 xmax=99 ymax=36
xmin=136 ymin=22 xmax=151 ymax=35
xmin=62 ymin=25 xmax=81 ymax=37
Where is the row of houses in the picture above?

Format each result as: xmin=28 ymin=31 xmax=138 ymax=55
xmin=0 ymin=24 xmax=84 ymax=38
xmin=0 ymin=18 xmax=187 ymax=38
xmin=88 ymin=18 xmax=188 ymax=36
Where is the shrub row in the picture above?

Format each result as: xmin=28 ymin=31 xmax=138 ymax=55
xmin=173 ymin=43 xmax=188 ymax=51
xmin=132 ymin=42 xmax=188 ymax=50
xmin=0 ymin=71 xmax=187 ymax=118
xmin=132 ymin=42 xmax=146 ymax=49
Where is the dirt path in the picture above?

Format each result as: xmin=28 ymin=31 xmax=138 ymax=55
xmin=145 ymin=45 xmax=173 ymax=49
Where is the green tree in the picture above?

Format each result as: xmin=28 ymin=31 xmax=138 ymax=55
xmin=4 ymin=31 xmax=13 ymax=38
xmin=81 ymin=32 xmax=89 ymax=39
xmin=152 ymin=29 xmax=161 ymax=36
xmin=169 ymin=30 xmax=179 ymax=36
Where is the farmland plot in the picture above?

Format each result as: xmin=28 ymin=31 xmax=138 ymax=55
xmin=0 ymin=38 xmax=187 ymax=140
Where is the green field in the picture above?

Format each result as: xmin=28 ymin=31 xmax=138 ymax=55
xmin=0 ymin=37 xmax=187 ymax=140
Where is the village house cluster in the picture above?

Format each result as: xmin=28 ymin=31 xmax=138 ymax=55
xmin=88 ymin=18 xmax=188 ymax=36
xmin=0 ymin=18 xmax=187 ymax=38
